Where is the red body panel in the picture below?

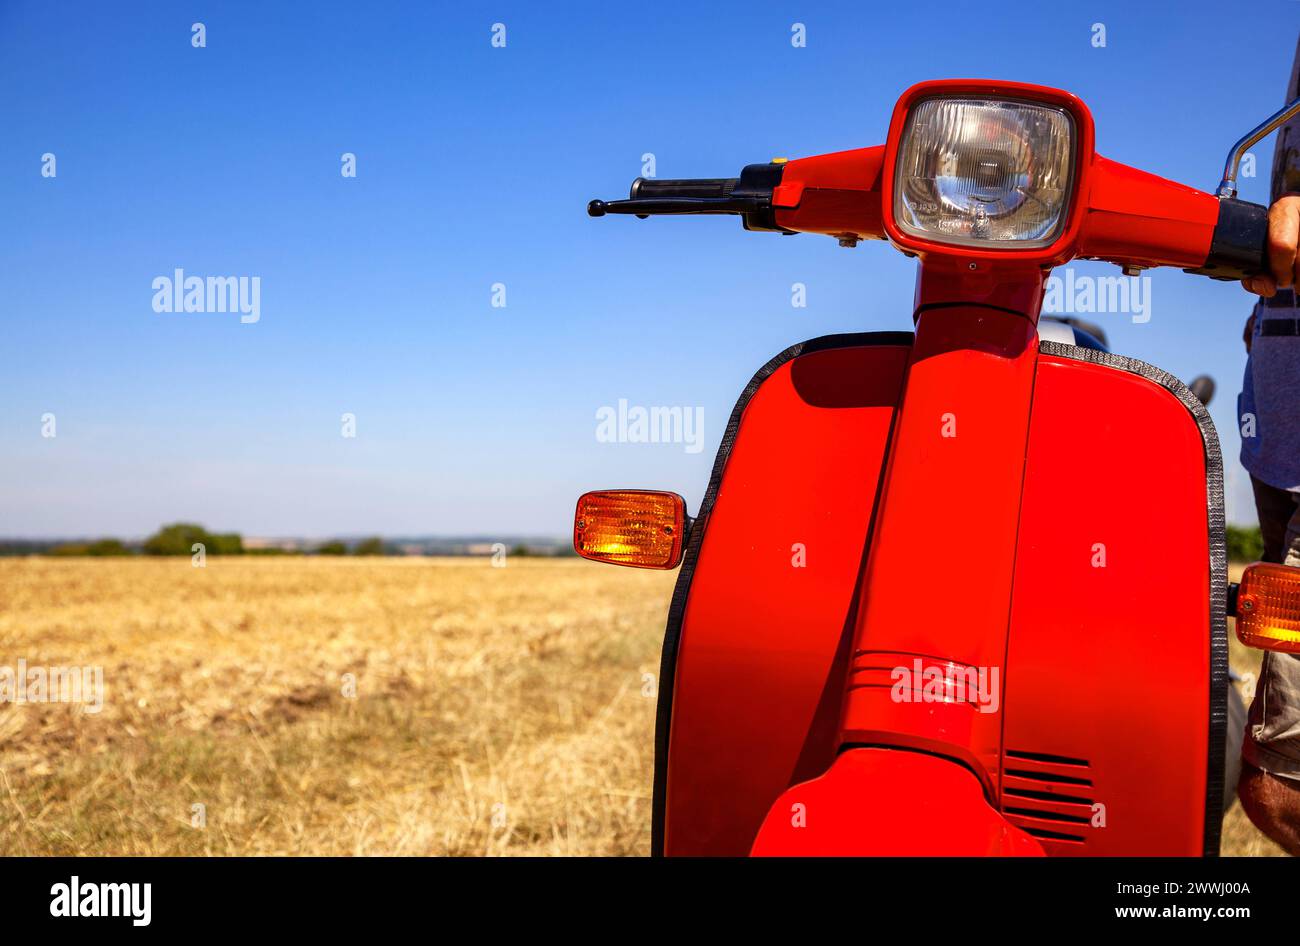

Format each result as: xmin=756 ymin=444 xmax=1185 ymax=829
xmin=839 ymin=306 xmax=1036 ymax=788
xmin=1001 ymin=353 xmax=1213 ymax=854
xmin=772 ymin=146 xmax=885 ymax=242
xmin=662 ymin=342 xmax=909 ymax=856
xmin=750 ymin=749 xmax=1045 ymax=856
xmin=659 ymin=334 xmax=1221 ymax=856
xmin=1078 ymin=156 xmax=1219 ymax=269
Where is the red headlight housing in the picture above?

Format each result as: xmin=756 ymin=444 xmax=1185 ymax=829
xmin=881 ymin=80 xmax=1096 ymax=266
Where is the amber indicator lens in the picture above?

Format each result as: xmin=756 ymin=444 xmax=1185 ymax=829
xmin=573 ymin=490 xmax=686 ymax=569
xmin=1236 ymin=562 xmax=1300 ymax=654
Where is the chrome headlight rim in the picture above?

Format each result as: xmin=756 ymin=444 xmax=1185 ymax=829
xmin=891 ymin=94 xmax=1079 ymax=251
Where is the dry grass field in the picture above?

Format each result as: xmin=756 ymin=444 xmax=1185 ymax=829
xmin=0 ymin=557 xmax=1284 ymax=856
xmin=0 ymin=557 xmax=675 ymax=855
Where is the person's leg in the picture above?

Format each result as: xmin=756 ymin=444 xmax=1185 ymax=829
xmin=1240 ymin=479 xmax=1300 ymax=853
xmin=1249 ymin=475 xmax=1293 ymax=564
xmin=1240 ymin=764 xmax=1300 ymax=854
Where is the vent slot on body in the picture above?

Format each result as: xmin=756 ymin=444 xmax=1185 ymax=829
xmin=1000 ymin=750 xmax=1093 ymax=846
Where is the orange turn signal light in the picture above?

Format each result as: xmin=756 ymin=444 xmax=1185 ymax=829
xmin=1236 ymin=563 xmax=1300 ymax=654
xmin=573 ymin=490 xmax=687 ymax=570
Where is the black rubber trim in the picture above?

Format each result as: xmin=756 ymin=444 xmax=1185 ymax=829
xmin=733 ymin=162 xmax=787 ymax=232
xmin=650 ymin=330 xmax=914 ymax=856
xmin=1185 ymin=197 xmax=1269 ymax=282
xmin=1039 ymin=340 xmax=1228 ymax=857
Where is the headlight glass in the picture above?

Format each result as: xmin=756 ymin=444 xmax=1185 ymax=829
xmin=894 ymin=97 xmax=1075 ymax=248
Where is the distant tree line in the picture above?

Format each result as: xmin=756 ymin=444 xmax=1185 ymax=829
xmin=1226 ymin=525 xmax=1264 ymax=563
xmin=2 ymin=529 xmax=575 ymax=559
xmin=314 ymin=537 xmax=386 ymax=556
xmin=34 ymin=524 xmax=394 ymax=557
xmin=143 ymin=523 xmax=244 ymax=555
xmin=47 ymin=538 xmax=133 ymax=557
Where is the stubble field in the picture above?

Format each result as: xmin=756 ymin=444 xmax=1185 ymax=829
xmin=0 ymin=557 xmax=674 ymax=855
xmin=0 ymin=557 xmax=1283 ymax=855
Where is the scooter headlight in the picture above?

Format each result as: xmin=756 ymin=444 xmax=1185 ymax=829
xmin=893 ymin=97 xmax=1075 ymax=248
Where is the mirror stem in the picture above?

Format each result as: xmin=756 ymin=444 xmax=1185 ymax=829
xmin=1219 ymin=96 xmax=1300 ymax=198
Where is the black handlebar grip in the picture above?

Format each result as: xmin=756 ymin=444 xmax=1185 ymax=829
xmin=1187 ymin=197 xmax=1269 ymax=281
xmin=629 ymin=177 xmax=737 ymax=200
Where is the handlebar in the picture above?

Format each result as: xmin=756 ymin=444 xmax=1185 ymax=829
xmin=1186 ymin=197 xmax=1270 ymax=281
xmin=586 ymin=163 xmax=789 ymax=232
xmin=630 ymin=177 xmax=736 ymax=199
xmin=588 ymin=149 xmax=1272 ymax=281
xmin=587 ymin=195 xmax=765 ymax=216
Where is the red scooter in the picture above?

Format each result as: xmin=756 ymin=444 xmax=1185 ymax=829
xmin=575 ymin=79 xmax=1300 ymax=856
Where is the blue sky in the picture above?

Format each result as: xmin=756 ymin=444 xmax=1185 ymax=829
xmin=0 ymin=0 xmax=1295 ymax=537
